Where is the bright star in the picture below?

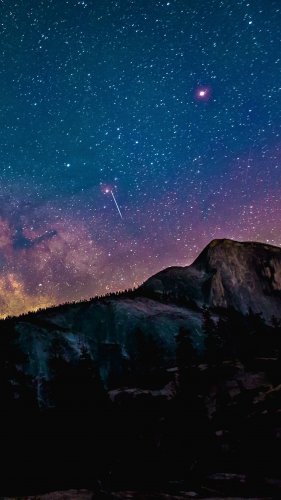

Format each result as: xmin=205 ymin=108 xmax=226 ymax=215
xmin=194 ymin=86 xmax=212 ymax=101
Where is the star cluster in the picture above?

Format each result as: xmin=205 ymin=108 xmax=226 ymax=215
xmin=0 ymin=0 xmax=281 ymax=316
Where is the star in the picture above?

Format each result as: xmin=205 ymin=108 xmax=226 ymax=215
xmin=194 ymin=86 xmax=212 ymax=101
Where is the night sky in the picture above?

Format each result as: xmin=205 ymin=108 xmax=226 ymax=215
xmin=0 ymin=0 xmax=281 ymax=316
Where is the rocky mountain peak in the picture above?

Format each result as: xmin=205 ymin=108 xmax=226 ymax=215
xmin=141 ymin=238 xmax=281 ymax=320
xmin=193 ymin=238 xmax=281 ymax=267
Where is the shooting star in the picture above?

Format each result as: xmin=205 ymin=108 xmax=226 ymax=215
xmin=103 ymin=186 xmax=123 ymax=219
xmin=110 ymin=189 xmax=123 ymax=219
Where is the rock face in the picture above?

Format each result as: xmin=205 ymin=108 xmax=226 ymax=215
xmin=2 ymin=238 xmax=281 ymax=398
xmin=141 ymin=238 xmax=281 ymax=320
xmin=13 ymin=297 xmax=203 ymax=396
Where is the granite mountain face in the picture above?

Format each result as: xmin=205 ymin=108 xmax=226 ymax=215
xmin=141 ymin=238 xmax=281 ymax=321
xmin=2 ymin=238 xmax=281 ymax=396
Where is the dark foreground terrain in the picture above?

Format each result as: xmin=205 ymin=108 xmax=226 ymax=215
xmin=4 ymin=486 xmax=281 ymax=499
xmin=0 ymin=239 xmax=280 ymax=498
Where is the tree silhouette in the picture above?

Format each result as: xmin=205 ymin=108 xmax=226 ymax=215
xmin=176 ymin=326 xmax=196 ymax=395
xmin=133 ymin=327 xmax=164 ymax=387
xmin=203 ymin=308 xmax=222 ymax=363
xmin=0 ymin=341 xmax=36 ymax=412
xmin=48 ymin=340 xmax=107 ymax=411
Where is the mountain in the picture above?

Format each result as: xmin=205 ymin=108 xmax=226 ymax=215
xmin=2 ymin=238 xmax=281 ymax=397
xmin=141 ymin=238 xmax=281 ymax=320
xmin=0 ymin=238 xmax=280 ymax=497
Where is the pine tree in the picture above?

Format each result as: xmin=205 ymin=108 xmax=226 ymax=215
xmin=48 ymin=342 xmax=107 ymax=411
xmin=203 ymin=308 xmax=220 ymax=363
xmin=176 ymin=326 xmax=196 ymax=395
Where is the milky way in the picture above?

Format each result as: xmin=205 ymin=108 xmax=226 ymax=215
xmin=0 ymin=0 xmax=281 ymax=316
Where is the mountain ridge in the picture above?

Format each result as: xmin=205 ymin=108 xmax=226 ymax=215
xmin=3 ymin=237 xmax=281 ymax=322
xmin=0 ymin=236 xmax=279 ymax=396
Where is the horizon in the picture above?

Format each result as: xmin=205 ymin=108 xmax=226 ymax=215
xmin=1 ymin=235 xmax=280 ymax=320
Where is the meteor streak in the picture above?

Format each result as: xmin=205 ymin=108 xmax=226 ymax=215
xmin=103 ymin=187 xmax=123 ymax=219
xmin=110 ymin=190 xmax=123 ymax=219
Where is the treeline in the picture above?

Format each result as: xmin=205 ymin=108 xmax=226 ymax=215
xmin=0 ymin=281 xmax=203 ymax=325
xmin=0 ymin=287 xmax=139 ymax=324
xmin=203 ymin=306 xmax=281 ymax=364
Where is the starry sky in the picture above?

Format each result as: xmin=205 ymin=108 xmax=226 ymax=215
xmin=0 ymin=0 xmax=281 ymax=316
